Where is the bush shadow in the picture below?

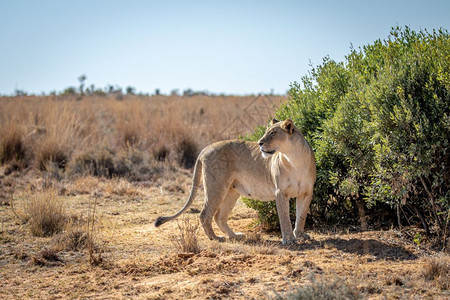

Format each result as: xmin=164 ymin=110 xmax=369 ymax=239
xmin=244 ymin=236 xmax=417 ymax=261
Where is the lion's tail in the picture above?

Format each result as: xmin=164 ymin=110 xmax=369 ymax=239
xmin=154 ymin=158 xmax=202 ymax=227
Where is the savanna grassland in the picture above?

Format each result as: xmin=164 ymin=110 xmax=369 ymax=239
xmin=0 ymin=94 xmax=448 ymax=299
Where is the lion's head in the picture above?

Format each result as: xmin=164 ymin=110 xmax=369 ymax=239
xmin=258 ymin=118 xmax=295 ymax=158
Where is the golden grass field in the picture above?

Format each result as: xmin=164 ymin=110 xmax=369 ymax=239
xmin=0 ymin=95 xmax=449 ymax=299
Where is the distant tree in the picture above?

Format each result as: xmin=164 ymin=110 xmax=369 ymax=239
xmin=78 ymin=74 xmax=87 ymax=95
xmin=93 ymin=88 xmax=106 ymax=97
xmin=155 ymin=88 xmax=160 ymax=96
xmin=114 ymin=86 xmax=123 ymax=95
xmin=126 ymin=86 xmax=136 ymax=95
xmin=183 ymin=88 xmax=194 ymax=97
xmin=106 ymin=85 xmax=115 ymax=94
xmin=61 ymin=87 xmax=77 ymax=96
xmin=14 ymin=89 xmax=27 ymax=96
xmin=170 ymin=89 xmax=180 ymax=96
xmin=85 ymin=84 xmax=95 ymax=95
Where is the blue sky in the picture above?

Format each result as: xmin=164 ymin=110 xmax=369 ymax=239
xmin=0 ymin=0 xmax=449 ymax=95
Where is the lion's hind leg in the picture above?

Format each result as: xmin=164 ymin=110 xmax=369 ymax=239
xmin=200 ymin=204 xmax=226 ymax=242
xmin=199 ymin=181 xmax=230 ymax=242
xmin=214 ymin=189 xmax=245 ymax=240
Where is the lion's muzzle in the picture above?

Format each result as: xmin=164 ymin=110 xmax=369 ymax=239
xmin=258 ymin=141 xmax=275 ymax=155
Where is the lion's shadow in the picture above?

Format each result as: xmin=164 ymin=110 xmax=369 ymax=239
xmin=243 ymin=236 xmax=417 ymax=261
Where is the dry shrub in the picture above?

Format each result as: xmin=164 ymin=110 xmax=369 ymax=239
xmin=68 ymin=176 xmax=101 ymax=195
xmin=114 ymin=147 xmax=145 ymax=178
xmin=271 ymin=276 xmax=362 ymax=300
xmin=31 ymin=248 xmax=63 ymax=266
xmin=0 ymin=122 xmax=26 ymax=165
xmin=104 ymin=179 xmax=142 ymax=197
xmin=52 ymin=229 xmax=89 ymax=251
xmin=176 ymin=137 xmax=198 ymax=169
xmin=145 ymin=116 xmax=199 ymax=168
xmin=119 ymin=120 xmax=141 ymax=147
xmin=0 ymin=95 xmax=281 ymax=177
xmin=69 ymin=146 xmax=150 ymax=180
xmin=422 ymin=257 xmax=450 ymax=290
xmin=68 ymin=147 xmax=115 ymax=177
xmin=33 ymin=101 xmax=94 ymax=172
xmin=24 ymin=189 xmax=67 ymax=237
xmin=114 ymin=100 xmax=149 ymax=149
xmin=153 ymin=143 xmax=169 ymax=162
xmin=172 ymin=216 xmax=201 ymax=254
xmin=35 ymin=138 xmax=68 ymax=171
xmin=4 ymin=160 xmax=26 ymax=176
xmin=85 ymin=191 xmax=104 ymax=266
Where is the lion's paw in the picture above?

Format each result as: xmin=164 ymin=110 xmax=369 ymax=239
xmin=294 ymin=231 xmax=311 ymax=241
xmin=216 ymin=236 xmax=226 ymax=243
xmin=230 ymin=232 xmax=246 ymax=241
xmin=281 ymin=238 xmax=297 ymax=246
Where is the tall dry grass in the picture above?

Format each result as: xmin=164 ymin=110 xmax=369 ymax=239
xmin=0 ymin=121 xmax=26 ymax=165
xmin=24 ymin=189 xmax=67 ymax=237
xmin=172 ymin=216 xmax=201 ymax=254
xmin=0 ymin=95 xmax=283 ymax=178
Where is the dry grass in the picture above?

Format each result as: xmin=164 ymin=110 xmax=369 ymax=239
xmin=271 ymin=276 xmax=362 ymax=300
xmin=153 ymin=143 xmax=169 ymax=162
xmin=0 ymin=121 xmax=26 ymax=165
xmin=172 ymin=216 xmax=201 ymax=254
xmin=1 ymin=171 xmax=450 ymax=299
xmin=86 ymin=190 xmax=103 ymax=266
xmin=7 ymin=94 xmax=449 ymax=299
xmin=0 ymin=95 xmax=283 ymax=176
xmin=422 ymin=256 xmax=450 ymax=290
xmin=104 ymin=179 xmax=142 ymax=197
xmin=24 ymin=189 xmax=67 ymax=237
xmin=68 ymin=147 xmax=116 ymax=177
xmin=35 ymin=138 xmax=68 ymax=171
xmin=176 ymin=136 xmax=198 ymax=169
xmin=31 ymin=247 xmax=64 ymax=266
xmin=51 ymin=229 xmax=89 ymax=251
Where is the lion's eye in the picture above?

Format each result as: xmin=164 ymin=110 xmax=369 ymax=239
xmin=269 ymin=131 xmax=275 ymax=136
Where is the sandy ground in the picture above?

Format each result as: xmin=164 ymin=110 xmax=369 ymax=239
xmin=1 ymin=167 xmax=449 ymax=299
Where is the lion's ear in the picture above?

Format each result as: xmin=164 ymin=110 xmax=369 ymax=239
xmin=281 ymin=119 xmax=294 ymax=135
xmin=270 ymin=118 xmax=279 ymax=126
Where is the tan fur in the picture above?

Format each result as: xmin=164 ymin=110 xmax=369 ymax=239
xmin=154 ymin=119 xmax=316 ymax=245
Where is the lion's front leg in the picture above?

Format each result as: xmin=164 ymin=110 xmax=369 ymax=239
xmin=294 ymin=193 xmax=313 ymax=240
xmin=275 ymin=190 xmax=295 ymax=245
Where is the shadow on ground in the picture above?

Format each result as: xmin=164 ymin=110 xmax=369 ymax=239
xmin=244 ymin=235 xmax=417 ymax=261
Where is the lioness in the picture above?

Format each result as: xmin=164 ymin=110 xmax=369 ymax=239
xmin=155 ymin=118 xmax=316 ymax=245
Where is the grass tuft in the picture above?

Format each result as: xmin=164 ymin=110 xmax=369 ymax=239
xmin=176 ymin=137 xmax=198 ymax=169
xmin=31 ymin=248 xmax=63 ymax=266
xmin=271 ymin=276 xmax=362 ymax=300
xmin=35 ymin=139 xmax=68 ymax=171
xmin=52 ymin=229 xmax=90 ymax=251
xmin=0 ymin=122 xmax=26 ymax=165
xmin=422 ymin=257 xmax=449 ymax=290
xmin=24 ymin=189 xmax=67 ymax=237
xmin=153 ymin=143 xmax=169 ymax=162
xmin=172 ymin=217 xmax=201 ymax=254
xmin=68 ymin=147 xmax=116 ymax=177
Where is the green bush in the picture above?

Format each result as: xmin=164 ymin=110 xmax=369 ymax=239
xmin=245 ymin=27 xmax=449 ymax=241
xmin=242 ymin=197 xmax=296 ymax=231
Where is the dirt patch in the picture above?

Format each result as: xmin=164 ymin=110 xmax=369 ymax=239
xmin=0 ymin=168 xmax=449 ymax=299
